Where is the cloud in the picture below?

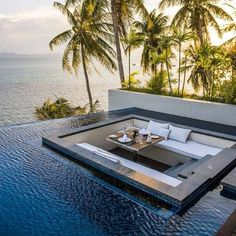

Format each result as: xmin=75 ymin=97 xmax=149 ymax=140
xmin=0 ymin=7 xmax=69 ymax=54
xmin=0 ymin=1 xmax=235 ymax=54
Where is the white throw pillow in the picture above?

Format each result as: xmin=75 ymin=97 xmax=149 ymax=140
xmin=158 ymin=128 xmax=170 ymax=140
xmin=147 ymin=120 xmax=169 ymax=135
xmin=169 ymin=125 xmax=191 ymax=143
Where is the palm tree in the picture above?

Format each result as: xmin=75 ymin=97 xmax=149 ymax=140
xmin=184 ymin=42 xmax=228 ymax=98
xmin=121 ymin=27 xmax=144 ymax=82
xmin=159 ymin=35 xmax=176 ymax=94
xmin=50 ymin=0 xmax=117 ymax=110
xmin=63 ymin=0 xmax=147 ymax=87
xmin=181 ymin=54 xmax=188 ymax=96
xmin=159 ymin=0 xmax=233 ymax=45
xmin=134 ymin=10 xmax=169 ymax=75
xmin=110 ymin=0 xmax=147 ymax=86
xmin=172 ymin=26 xmax=194 ymax=95
xmin=35 ymin=97 xmax=74 ymax=120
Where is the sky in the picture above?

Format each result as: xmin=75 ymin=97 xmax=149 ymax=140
xmin=0 ymin=0 xmax=235 ymax=54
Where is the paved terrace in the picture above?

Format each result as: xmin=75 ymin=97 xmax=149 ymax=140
xmin=43 ymin=108 xmax=236 ymax=209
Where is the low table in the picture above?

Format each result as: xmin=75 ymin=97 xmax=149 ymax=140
xmin=106 ymin=129 xmax=164 ymax=162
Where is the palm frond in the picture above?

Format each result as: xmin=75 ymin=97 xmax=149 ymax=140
xmin=53 ymin=2 xmax=77 ymax=26
xmin=206 ymin=3 xmax=233 ymax=21
xmin=49 ymin=30 xmax=73 ymax=50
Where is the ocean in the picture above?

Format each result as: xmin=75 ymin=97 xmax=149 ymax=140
xmin=0 ymin=55 xmax=128 ymax=126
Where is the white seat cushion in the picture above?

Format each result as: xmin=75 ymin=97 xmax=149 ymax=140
xmin=154 ymin=139 xmax=222 ymax=160
xmin=76 ymin=143 xmax=120 ymax=163
xmin=147 ymin=120 xmax=169 ymax=135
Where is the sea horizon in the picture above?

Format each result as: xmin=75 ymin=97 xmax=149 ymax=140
xmin=0 ymin=52 xmax=142 ymax=126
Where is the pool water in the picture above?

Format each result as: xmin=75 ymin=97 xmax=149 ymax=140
xmin=0 ymin=110 xmax=236 ymax=236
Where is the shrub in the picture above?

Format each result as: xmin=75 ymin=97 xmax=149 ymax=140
xmin=146 ymin=71 xmax=168 ymax=94
xmin=218 ymin=78 xmax=236 ymax=104
xmin=122 ymin=71 xmax=141 ymax=89
xmin=35 ymin=97 xmax=102 ymax=120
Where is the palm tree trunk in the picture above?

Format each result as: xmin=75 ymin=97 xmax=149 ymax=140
xmin=178 ymin=43 xmax=181 ymax=96
xmin=165 ymin=49 xmax=173 ymax=94
xmin=81 ymin=44 xmax=93 ymax=111
xmin=111 ymin=0 xmax=125 ymax=87
xmin=182 ymin=56 xmax=187 ymax=97
xmin=197 ymin=18 xmax=204 ymax=46
xmin=161 ymin=62 xmax=163 ymax=77
xmin=128 ymin=47 xmax=131 ymax=89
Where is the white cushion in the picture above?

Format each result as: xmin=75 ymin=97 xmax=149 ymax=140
xmin=147 ymin=120 xmax=169 ymax=135
xmin=76 ymin=143 xmax=120 ymax=163
xmin=169 ymin=125 xmax=191 ymax=143
xmin=154 ymin=139 xmax=222 ymax=160
xmin=158 ymin=128 xmax=170 ymax=140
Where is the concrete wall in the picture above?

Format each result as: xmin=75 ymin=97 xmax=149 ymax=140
xmin=108 ymin=89 xmax=236 ymax=126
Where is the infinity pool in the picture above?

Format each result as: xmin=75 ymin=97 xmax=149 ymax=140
xmin=0 ymin=109 xmax=235 ymax=236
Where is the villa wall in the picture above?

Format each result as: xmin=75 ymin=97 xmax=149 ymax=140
xmin=108 ymin=89 xmax=236 ymax=126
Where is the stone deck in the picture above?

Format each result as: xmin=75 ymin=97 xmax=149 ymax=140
xmin=43 ymin=112 xmax=236 ymax=209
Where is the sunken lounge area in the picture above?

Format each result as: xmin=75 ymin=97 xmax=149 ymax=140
xmin=43 ymin=110 xmax=236 ymax=209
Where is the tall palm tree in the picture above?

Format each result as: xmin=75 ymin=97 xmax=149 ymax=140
xmin=110 ymin=0 xmax=147 ymax=86
xmin=159 ymin=0 xmax=233 ymax=45
xmin=134 ymin=10 xmax=169 ymax=75
xmin=121 ymin=27 xmax=144 ymax=81
xmin=159 ymin=35 xmax=176 ymax=94
xmin=63 ymin=0 xmax=147 ymax=87
xmin=50 ymin=0 xmax=117 ymax=110
xmin=172 ymin=26 xmax=194 ymax=95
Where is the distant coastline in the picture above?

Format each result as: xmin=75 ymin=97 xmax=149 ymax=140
xmin=0 ymin=52 xmax=62 ymax=58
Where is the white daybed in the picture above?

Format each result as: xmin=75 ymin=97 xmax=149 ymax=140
xmin=155 ymin=140 xmax=222 ymax=160
xmin=147 ymin=120 xmax=223 ymax=160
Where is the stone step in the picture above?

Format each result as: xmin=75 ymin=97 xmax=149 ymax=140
xmin=164 ymin=160 xmax=196 ymax=178
xmin=178 ymin=155 xmax=213 ymax=179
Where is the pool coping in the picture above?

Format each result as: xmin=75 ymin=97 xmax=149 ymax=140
xmin=42 ymin=112 xmax=236 ymax=208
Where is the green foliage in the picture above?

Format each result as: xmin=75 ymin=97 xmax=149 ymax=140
xmin=218 ymin=78 xmax=236 ymax=104
xmin=50 ymin=0 xmax=117 ymax=110
xmin=35 ymin=97 xmax=73 ymax=120
xmin=49 ymin=0 xmax=236 ymax=107
xmin=122 ymin=71 xmax=141 ymax=89
xmin=35 ymin=97 xmax=102 ymax=120
xmin=146 ymin=71 xmax=168 ymax=94
xmin=159 ymin=0 xmax=233 ymax=44
xmin=134 ymin=10 xmax=169 ymax=74
xmin=183 ymin=42 xmax=231 ymax=98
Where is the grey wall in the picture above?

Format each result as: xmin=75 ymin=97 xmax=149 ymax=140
xmin=108 ymin=90 xmax=236 ymax=126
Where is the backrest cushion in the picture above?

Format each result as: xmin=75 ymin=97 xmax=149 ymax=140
xmin=147 ymin=120 xmax=169 ymax=135
xmin=158 ymin=128 xmax=170 ymax=140
xmin=169 ymin=125 xmax=191 ymax=143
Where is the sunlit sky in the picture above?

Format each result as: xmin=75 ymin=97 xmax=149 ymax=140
xmin=0 ymin=0 xmax=235 ymax=54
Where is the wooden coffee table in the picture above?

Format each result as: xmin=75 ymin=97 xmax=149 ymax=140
xmin=106 ymin=129 xmax=164 ymax=162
